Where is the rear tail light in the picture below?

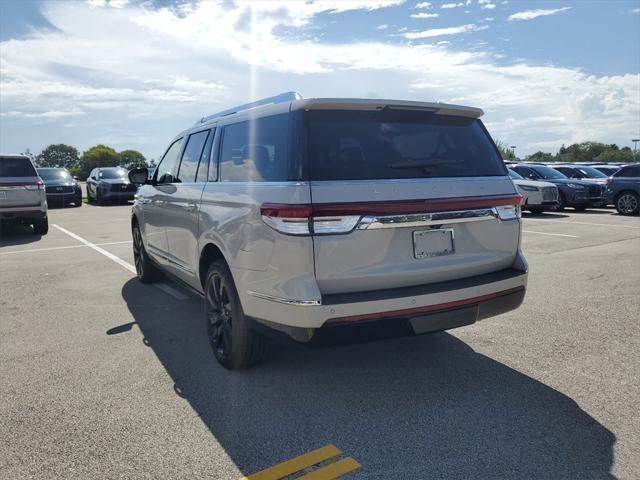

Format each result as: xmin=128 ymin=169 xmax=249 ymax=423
xmin=261 ymin=194 xmax=524 ymax=236
xmin=24 ymin=180 xmax=45 ymax=191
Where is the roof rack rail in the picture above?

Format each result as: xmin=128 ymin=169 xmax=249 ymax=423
xmin=195 ymin=91 xmax=303 ymax=125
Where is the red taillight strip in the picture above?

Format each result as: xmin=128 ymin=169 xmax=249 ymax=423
xmin=261 ymin=194 xmax=522 ymax=218
xmin=0 ymin=181 xmax=44 ymax=187
xmin=325 ymin=286 xmax=525 ymax=325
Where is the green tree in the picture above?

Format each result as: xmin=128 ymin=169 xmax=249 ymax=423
xmin=78 ymin=145 xmax=120 ymax=180
xmin=526 ymin=151 xmax=556 ymax=163
xmin=495 ymin=140 xmax=516 ymax=160
xmin=119 ymin=149 xmax=147 ymax=169
xmin=36 ymin=144 xmax=80 ymax=169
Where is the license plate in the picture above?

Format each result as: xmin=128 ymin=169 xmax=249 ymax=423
xmin=413 ymin=229 xmax=454 ymax=259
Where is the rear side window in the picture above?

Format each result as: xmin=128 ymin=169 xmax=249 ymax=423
xmin=0 ymin=157 xmax=37 ymax=177
xmin=306 ymin=110 xmax=506 ymax=181
xmin=219 ymin=114 xmax=289 ymax=182
xmin=177 ymin=130 xmax=210 ymax=183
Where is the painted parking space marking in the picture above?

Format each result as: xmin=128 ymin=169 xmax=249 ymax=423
xmin=523 ymin=230 xmax=578 ymax=238
xmin=240 ymin=444 xmax=360 ymax=480
xmin=51 ymin=224 xmax=188 ymax=301
xmin=53 ymin=224 xmax=136 ymax=274
xmin=0 ymin=240 xmax=131 ymax=256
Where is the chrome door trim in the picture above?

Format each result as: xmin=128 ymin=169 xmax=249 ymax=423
xmin=246 ymin=290 xmax=321 ymax=306
xmin=356 ymin=208 xmax=498 ymax=230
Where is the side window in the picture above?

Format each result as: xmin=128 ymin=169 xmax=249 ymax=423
xmin=177 ymin=130 xmax=210 ymax=183
xmin=196 ymin=128 xmax=216 ymax=183
xmin=219 ymin=114 xmax=289 ymax=182
xmin=513 ymin=167 xmax=531 ymax=178
xmin=616 ymin=166 xmax=640 ymax=178
xmin=156 ymin=138 xmax=183 ymax=184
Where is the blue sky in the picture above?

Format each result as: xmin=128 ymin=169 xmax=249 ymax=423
xmin=1 ymin=0 xmax=639 ymax=160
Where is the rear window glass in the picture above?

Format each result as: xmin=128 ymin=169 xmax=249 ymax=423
xmin=306 ymin=110 xmax=506 ymax=181
xmin=219 ymin=114 xmax=289 ymax=182
xmin=0 ymin=157 xmax=37 ymax=177
xmin=614 ymin=166 xmax=640 ymax=178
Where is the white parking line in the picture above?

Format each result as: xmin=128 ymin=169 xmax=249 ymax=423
xmin=0 ymin=241 xmax=132 ymax=256
xmin=51 ymin=224 xmax=187 ymax=300
xmin=524 ymin=219 xmax=640 ymax=229
xmin=523 ymin=230 xmax=578 ymax=238
xmin=53 ymin=224 xmax=136 ymax=274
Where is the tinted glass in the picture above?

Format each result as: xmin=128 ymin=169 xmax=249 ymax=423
xmin=508 ymin=169 xmax=524 ymax=180
xmin=554 ymin=167 xmax=578 ymax=177
xmin=156 ymin=139 xmax=183 ymax=184
xmin=37 ymin=168 xmax=72 ymax=180
xmin=0 ymin=157 xmax=37 ymax=177
xmin=219 ymin=114 xmax=289 ymax=182
xmin=596 ymin=166 xmax=619 ymax=175
xmin=615 ymin=166 xmax=640 ymax=177
xmin=100 ymin=168 xmax=127 ymax=179
xmin=575 ymin=166 xmax=607 ymax=178
xmin=177 ymin=130 xmax=210 ymax=183
xmin=306 ymin=110 xmax=505 ymax=180
xmin=197 ymin=128 xmax=215 ymax=183
xmin=529 ymin=166 xmax=567 ymax=180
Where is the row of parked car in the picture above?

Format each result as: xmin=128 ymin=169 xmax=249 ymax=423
xmin=507 ymin=162 xmax=640 ymax=216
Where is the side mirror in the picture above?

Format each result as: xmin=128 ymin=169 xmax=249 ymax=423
xmin=73 ymin=176 xmax=79 ymax=181
xmin=129 ymin=168 xmax=149 ymax=185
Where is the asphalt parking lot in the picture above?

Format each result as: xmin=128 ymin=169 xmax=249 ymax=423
xmin=1 ymin=204 xmax=639 ymax=479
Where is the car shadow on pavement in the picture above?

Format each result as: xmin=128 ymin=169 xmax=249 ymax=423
xmin=0 ymin=223 xmax=42 ymax=246
xmin=121 ymin=279 xmax=615 ymax=479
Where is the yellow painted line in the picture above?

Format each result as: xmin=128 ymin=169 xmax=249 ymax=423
xmin=296 ymin=457 xmax=361 ymax=480
xmin=240 ymin=444 xmax=341 ymax=480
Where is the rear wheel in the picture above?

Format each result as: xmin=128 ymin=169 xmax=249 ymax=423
xmin=205 ymin=260 xmax=266 ymax=369
xmin=132 ymin=223 xmax=161 ymax=283
xmin=33 ymin=217 xmax=48 ymax=235
xmin=615 ymin=192 xmax=639 ymax=216
xmin=528 ymin=207 xmax=544 ymax=215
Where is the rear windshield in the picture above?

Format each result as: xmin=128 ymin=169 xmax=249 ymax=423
xmin=306 ymin=109 xmax=506 ymax=181
xmin=0 ymin=157 xmax=37 ymax=177
xmin=530 ymin=166 xmax=567 ymax=180
xmin=575 ymin=166 xmax=607 ymax=178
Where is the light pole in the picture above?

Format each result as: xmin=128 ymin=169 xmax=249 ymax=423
xmin=510 ymin=145 xmax=517 ymax=160
xmin=633 ymin=139 xmax=639 ymax=161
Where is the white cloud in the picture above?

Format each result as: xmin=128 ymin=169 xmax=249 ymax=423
xmin=376 ymin=24 xmax=389 ymax=29
xmin=0 ymin=0 xmax=638 ymax=158
xmin=481 ymin=3 xmax=496 ymax=9
xmin=410 ymin=12 xmax=439 ymax=18
xmin=405 ymin=23 xmax=486 ymax=38
xmin=415 ymin=2 xmax=432 ymax=8
xmin=483 ymin=17 xmax=494 ymax=21
xmin=631 ymin=8 xmax=640 ymax=13
xmin=509 ymin=7 xmax=572 ymax=21
xmin=441 ymin=2 xmax=464 ymax=8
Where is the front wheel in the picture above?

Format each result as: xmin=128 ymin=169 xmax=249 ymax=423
xmin=96 ymin=189 xmax=103 ymax=205
xmin=132 ymin=223 xmax=161 ymax=283
xmin=616 ymin=192 xmax=639 ymax=216
xmin=205 ymin=260 xmax=266 ymax=369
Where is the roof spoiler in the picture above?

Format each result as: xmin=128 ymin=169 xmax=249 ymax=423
xmin=195 ymin=91 xmax=303 ymax=126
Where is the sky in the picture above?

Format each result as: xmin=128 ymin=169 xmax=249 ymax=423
xmin=0 ymin=0 xmax=639 ymax=160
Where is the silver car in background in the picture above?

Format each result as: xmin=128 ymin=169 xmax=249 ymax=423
xmin=128 ymin=93 xmax=528 ymax=369
xmin=0 ymin=154 xmax=48 ymax=235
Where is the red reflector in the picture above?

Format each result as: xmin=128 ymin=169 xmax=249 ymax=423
xmin=260 ymin=203 xmax=312 ymax=218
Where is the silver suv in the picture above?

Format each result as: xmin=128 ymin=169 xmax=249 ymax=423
xmin=0 ymin=154 xmax=48 ymax=235
xmin=129 ymin=93 xmax=528 ymax=369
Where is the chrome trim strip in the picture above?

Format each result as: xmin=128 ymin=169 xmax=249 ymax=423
xmin=357 ymin=208 xmax=498 ymax=230
xmin=246 ymin=290 xmax=321 ymax=306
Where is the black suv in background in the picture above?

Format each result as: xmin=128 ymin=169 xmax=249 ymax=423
xmin=86 ymin=167 xmax=136 ymax=204
xmin=606 ymin=164 xmax=640 ymax=215
xmin=37 ymin=168 xmax=82 ymax=207
xmin=511 ymin=164 xmax=606 ymax=210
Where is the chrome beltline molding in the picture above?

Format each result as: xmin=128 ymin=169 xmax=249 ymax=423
xmin=246 ymin=290 xmax=322 ymax=306
xmin=356 ymin=207 xmax=499 ymax=230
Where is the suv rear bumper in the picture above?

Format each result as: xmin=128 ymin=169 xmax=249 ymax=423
xmin=244 ymin=267 xmax=527 ymax=339
xmin=0 ymin=205 xmax=47 ymax=220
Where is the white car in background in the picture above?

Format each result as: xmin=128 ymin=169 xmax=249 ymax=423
xmin=508 ymin=168 xmax=559 ymax=214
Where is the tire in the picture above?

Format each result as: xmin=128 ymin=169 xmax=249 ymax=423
xmin=529 ymin=208 xmax=544 ymax=215
xmin=132 ymin=222 xmax=162 ymax=283
xmin=87 ymin=188 xmax=93 ymax=203
xmin=33 ymin=217 xmax=48 ymax=235
xmin=574 ymin=206 xmax=587 ymax=211
xmin=74 ymin=195 xmax=82 ymax=207
xmin=204 ymin=259 xmax=266 ymax=369
xmin=555 ymin=192 xmax=566 ymax=211
xmin=615 ymin=191 xmax=639 ymax=216
xmin=96 ymin=189 xmax=103 ymax=205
